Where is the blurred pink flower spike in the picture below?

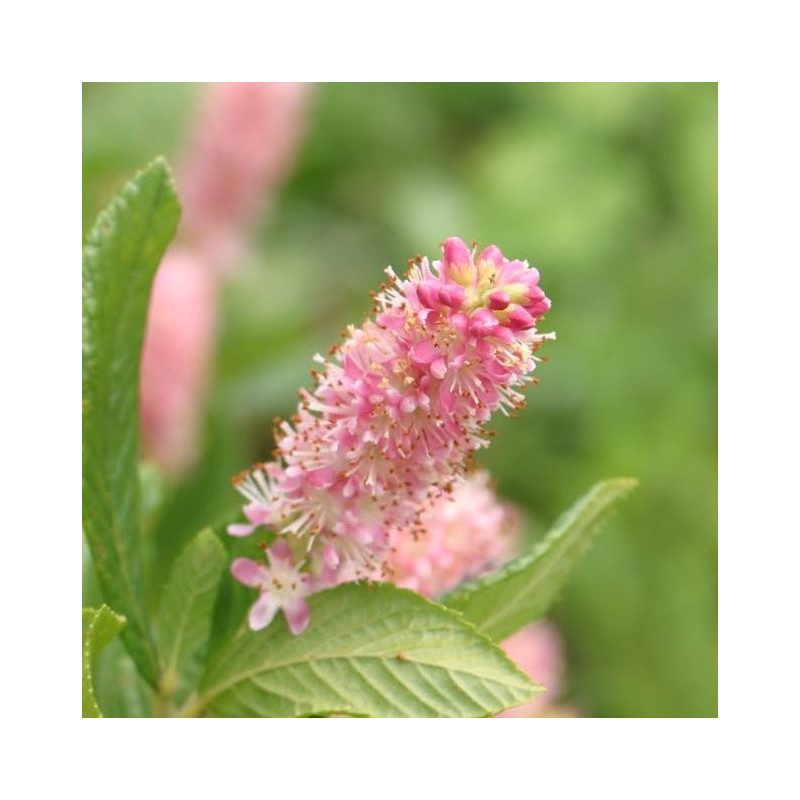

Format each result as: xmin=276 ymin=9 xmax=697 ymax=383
xmin=231 ymin=540 xmax=311 ymax=634
xmin=140 ymin=82 xmax=312 ymax=475
xmin=177 ymin=81 xmax=312 ymax=276
xmin=140 ymin=249 xmax=219 ymax=475
xmin=496 ymin=622 xmax=566 ymax=718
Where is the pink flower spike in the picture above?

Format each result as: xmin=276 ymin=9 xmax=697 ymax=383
xmin=225 ymin=237 xmax=553 ymax=634
xmin=178 ymin=82 xmax=312 ymax=276
xmin=140 ymin=249 xmax=219 ymax=476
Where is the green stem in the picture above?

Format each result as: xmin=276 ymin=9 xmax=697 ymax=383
xmin=152 ymin=671 xmax=178 ymax=717
xmin=176 ymin=693 xmax=208 ymax=718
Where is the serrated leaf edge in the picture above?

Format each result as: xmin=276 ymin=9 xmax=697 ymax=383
xmin=82 ymin=157 xmax=180 ymax=686
xmin=442 ymin=477 xmax=639 ymax=629
xmin=83 ymin=605 xmax=126 ymax=718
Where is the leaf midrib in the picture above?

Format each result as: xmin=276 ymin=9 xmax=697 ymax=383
xmin=163 ymin=555 xmax=221 ymax=675
xmin=204 ymin=651 xmax=533 ymax=713
xmin=83 ymin=164 xmax=175 ymax=681
xmin=200 ymin=601 xmax=532 ymax=708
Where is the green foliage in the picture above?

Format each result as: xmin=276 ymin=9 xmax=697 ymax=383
xmin=82 ymin=157 xmax=181 ymax=685
xmin=83 ymin=84 xmax=718 ymax=716
xmin=197 ymin=583 xmax=540 ymax=718
xmin=443 ymin=479 xmax=639 ymax=642
xmin=93 ymin=642 xmax=154 ymax=718
xmin=156 ymin=529 xmax=228 ymax=702
xmin=83 ymin=606 xmax=126 ymax=718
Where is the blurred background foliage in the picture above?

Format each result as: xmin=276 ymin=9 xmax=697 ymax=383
xmin=83 ymin=82 xmax=717 ymax=717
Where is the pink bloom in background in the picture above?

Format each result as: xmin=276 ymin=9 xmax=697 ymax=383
xmin=229 ymin=237 xmax=555 ymax=629
xmin=384 ymin=469 xmax=520 ymax=597
xmin=384 ymin=471 xmax=573 ymax=717
xmin=140 ymin=249 xmax=219 ymax=474
xmin=177 ymin=82 xmax=312 ymax=276
xmin=496 ymin=622 xmax=569 ymax=717
xmin=140 ymin=82 xmax=311 ymax=475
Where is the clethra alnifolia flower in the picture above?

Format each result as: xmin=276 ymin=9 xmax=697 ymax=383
xmin=228 ymin=237 xmax=555 ymax=633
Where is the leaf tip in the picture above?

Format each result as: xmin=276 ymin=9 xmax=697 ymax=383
xmin=607 ymin=476 xmax=639 ymax=493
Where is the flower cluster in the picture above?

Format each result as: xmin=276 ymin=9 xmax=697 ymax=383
xmin=229 ymin=237 xmax=554 ymax=634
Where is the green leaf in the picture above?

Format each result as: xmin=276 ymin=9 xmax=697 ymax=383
xmin=196 ymin=583 xmax=540 ymax=718
xmin=82 ymin=158 xmax=181 ymax=685
xmin=83 ymin=606 xmax=126 ymax=718
xmin=93 ymin=639 xmax=154 ymax=718
xmin=146 ymin=408 xmax=245 ymax=599
xmin=442 ymin=478 xmax=639 ymax=642
xmin=156 ymin=529 xmax=228 ymax=700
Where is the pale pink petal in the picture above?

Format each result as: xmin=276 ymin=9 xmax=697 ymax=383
xmin=400 ymin=395 xmax=417 ymax=414
xmin=438 ymin=380 xmax=456 ymax=412
xmin=284 ymin=596 xmax=311 ymax=635
xmin=416 ymin=282 xmax=440 ymax=309
xmin=227 ymin=522 xmax=257 ymax=537
xmin=244 ymin=503 xmax=273 ymax=525
xmin=410 ymin=340 xmax=438 ymax=366
xmin=477 ymin=244 xmax=504 ymax=267
xmin=249 ymin=593 xmax=280 ymax=631
xmin=438 ymin=284 xmax=466 ymax=308
xmin=323 ymin=543 xmax=340 ymax=569
xmin=231 ymin=558 xmax=264 ymax=587
xmin=470 ymin=308 xmax=499 ymax=336
xmin=530 ymin=297 xmax=552 ymax=316
xmin=431 ymin=358 xmax=448 ymax=380
xmin=487 ymin=290 xmax=511 ymax=310
xmin=506 ymin=305 xmax=536 ymax=331
xmin=268 ymin=539 xmax=293 ymax=564
xmin=442 ymin=237 xmax=471 ymax=268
